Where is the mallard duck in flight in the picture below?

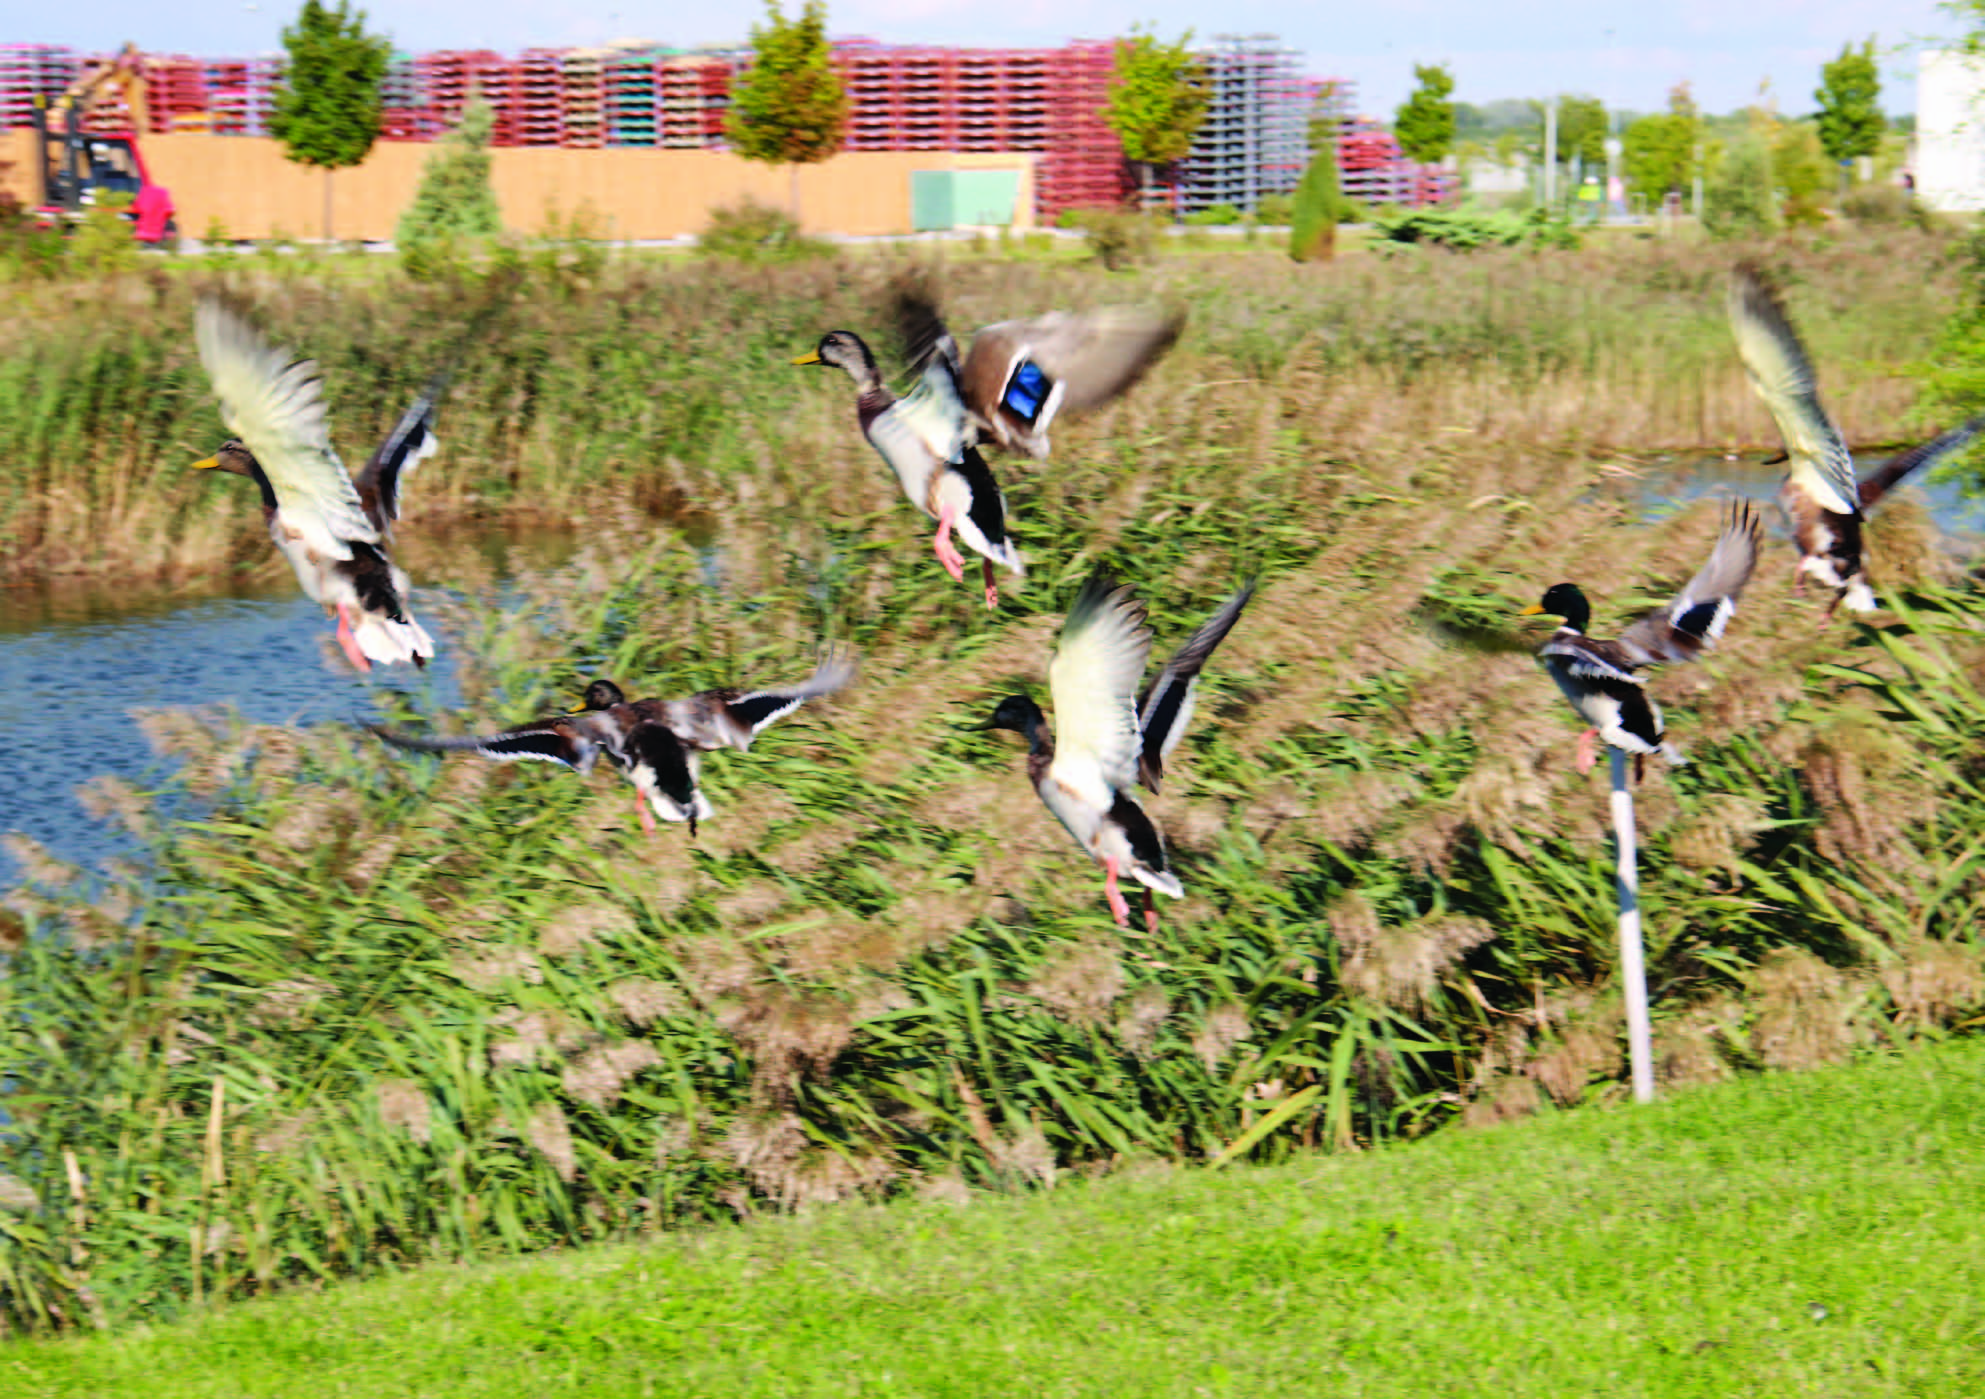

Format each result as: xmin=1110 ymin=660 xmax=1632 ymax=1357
xmin=1521 ymin=503 xmax=1761 ymax=776
xmin=369 ymin=653 xmax=856 ymax=834
xmin=192 ymin=298 xmax=439 ymax=670
xmin=980 ymin=574 xmax=1252 ymax=930
xmin=1727 ymin=262 xmax=1985 ymax=617
xmin=796 ymin=289 xmax=1181 ymax=610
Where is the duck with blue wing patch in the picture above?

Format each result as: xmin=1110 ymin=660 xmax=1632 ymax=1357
xmin=890 ymin=279 xmax=1183 ymax=461
xmin=1520 ymin=503 xmax=1761 ymax=778
xmin=979 ymin=574 xmax=1253 ymax=930
xmin=369 ymin=652 xmax=856 ymax=836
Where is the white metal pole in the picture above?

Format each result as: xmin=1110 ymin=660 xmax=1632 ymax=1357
xmin=1610 ymin=747 xmax=1655 ymax=1103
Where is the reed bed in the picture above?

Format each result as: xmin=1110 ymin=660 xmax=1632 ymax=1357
xmin=2 ymin=232 xmax=1983 ymax=1336
xmin=0 ymin=227 xmax=1958 ymax=581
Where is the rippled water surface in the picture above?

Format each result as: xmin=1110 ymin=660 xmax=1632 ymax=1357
xmin=0 ymin=525 xmax=579 ymax=886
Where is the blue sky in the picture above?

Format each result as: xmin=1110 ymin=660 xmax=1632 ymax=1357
xmin=14 ymin=0 xmax=1960 ymax=118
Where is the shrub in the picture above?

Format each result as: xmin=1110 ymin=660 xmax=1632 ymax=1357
xmin=398 ymin=99 xmax=502 ymax=275
xmin=69 ymin=193 xmax=140 ymax=276
xmin=1369 ymin=205 xmax=1579 ymax=253
xmin=1254 ymin=192 xmax=1295 ymax=225
xmin=1702 ymin=138 xmax=1780 ymax=240
xmin=1184 ymin=202 xmax=1242 ymax=227
xmin=1290 ymin=149 xmax=1346 ymax=263
xmin=1060 ymin=206 xmax=1159 ymax=270
xmin=0 ymin=194 xmax=64 ymax=282
xmin=697 ymin=197 xmax=833 ymax=263
xmin=1841 ymin=184 xmax=1930 ymax=230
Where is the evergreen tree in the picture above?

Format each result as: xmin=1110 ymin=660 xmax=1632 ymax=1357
xmin=1814 ymin=38 xmax=1885 ymax=169
xmin=397 ymin=98 xmax=501 ymax=255
xmin=1393 ymin=64 xmax=1456 ymax=165
xmin=725 ymin=0 xmax=847 ymax=223
xmin=1103 ymin=28 xmax=1210 ymax=214
xmin=269 ymin=0 xmax=389 ymax=243
xmin=1292 ymin=85 xmax=1350 ymax=262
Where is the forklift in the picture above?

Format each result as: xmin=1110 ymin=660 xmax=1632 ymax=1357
xmin=28 ymin=44 xmax=176 ymax=245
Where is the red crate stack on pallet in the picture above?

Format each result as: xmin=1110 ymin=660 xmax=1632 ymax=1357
xmin=561 ymin=49 xmax=605 ymax=148
xmin=202 ymin=56 xmax=277 ymax=137
xmin=144 ymin=55 xmax=207 ymax=132
xmin=834 ymin=39 xmax=895 ymax=152
xmin=1 ymin=43 xmax=79 ymax=132
xmin=513 ymin=47 xmax=564 ymax=146
xmin=695 ymin=58 xmax=730 ymax=145
xmin=1038 ymin=39 xmax=1130 ymax=220
xmin=418 ymin=50 xmax=504 ymax=137
xmin=896 ymin=46 xmax=953 ymax=149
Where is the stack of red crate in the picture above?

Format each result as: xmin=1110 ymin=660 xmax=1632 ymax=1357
xmin=1038 ymin=39 xmax=1130 ymax=219
xmin=834 ymin=39 xmax=895 ymax=151
xmin=561 ymin=49 xmax=604 ymax=148
xmin=144 ymin=55 xmax=207 ymax=132
xmin=0 ymin=43 xmax=78 ymax=132
xmin=896 ymin=46 xmax=952 ymax=149
xmin=418 ymin=50 xmax=504 ymax=136
xmin=696 ymin=59 xmax=729 ymax=144
xmin=513 ymin=47 xmax=564 ymax=146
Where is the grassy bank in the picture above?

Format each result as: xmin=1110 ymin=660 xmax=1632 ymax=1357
xmin=3 ymin=355 xmax=1982 ymax=1336
xmin=13 ymin=1041 xmax=1985 ymax=1396
xmin=0 ymin=226 xmax=1959 ymax=580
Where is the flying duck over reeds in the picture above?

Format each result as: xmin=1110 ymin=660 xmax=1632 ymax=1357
xmin=368 ymin=653 xmax=856 ymax=835
xmin=889 ymin=284 xmax=1184 ymax=462
xmin=1521 ymin=503 xmax=1761 ymax=777
xmin=192 ymin=298 xmax=440 ymax=671
xmin=1727 ymin=262 xmax=1985 ymax=617
xmin=979 ymin=574 xmax=1253 ymax=930
xmin=794 ymin=327 xmax=1023 ymax=610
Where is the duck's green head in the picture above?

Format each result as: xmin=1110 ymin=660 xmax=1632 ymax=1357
xmin=792 ymin=331 xmax=875 ymax=380
xmin=572 ymin=679 xmax=627 ymax=713
xmin=1521 ymin=583 xmax=1591 ymax=633
xmin=982 ymin=694 xmax=1043 ymax=734
xmin=190 ymin=439 xmax=258 ymax=478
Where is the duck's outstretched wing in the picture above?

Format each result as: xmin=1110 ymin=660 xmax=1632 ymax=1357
xmin=1727 ymin=263 xmax=1860 ymax=517
xmin=1858 ymin=411 xmax=1985 ymax=510
xmin=1136 ymin=580 xmax=1255 ymax=792
xmin=1047 ymin=574 xmax=1153 ymax=804
xmin=967 ymin=306 xmax=1184 ymax=416
xmin=656 ymin=649 xmax=859 ymax=751
xmin=195 ymin=298 xmax=376 ymax=559
xmin=354 ymin=370 xmax=447 ymax=532
xmin=1617 ymin=502 xmax=1762 ymax=665
xmin=367 ymin=717 xmax=613 ymax=774
xmin=891 ymin=273 xmax=963 ymax=379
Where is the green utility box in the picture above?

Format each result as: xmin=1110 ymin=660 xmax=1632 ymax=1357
xmin=911 ymin=170 xmax=1022 ymax=230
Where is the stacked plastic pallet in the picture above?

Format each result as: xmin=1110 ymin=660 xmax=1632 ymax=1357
xmin=835 ymin=39 xmax=896 ymax=151
xmin=603 ymin=48 xmax=660 ymax=146
xmin=1038 ymin=40 xmax=1129 ymax=219
xmin=144 ymin=55 xmax=207 ymax=132
xmin=0 ymin=43 xmax=79 ymax=131
xmin=513 ymin=48 xmax=564 ymax=146
xmin=566 ymin=49 xmax=609 ymax=148
xmin=658 ymin=55 xmax=727 ymax=148
xmin=1176 ymin=34 xmax=1306 ymax=215
xmin=418 ymin=50 xmax=504 ymax=137
xmin=379 ymin=51 xmax=435 ymax=141
xmin=202 ymin=56 xmax=277 ymax=137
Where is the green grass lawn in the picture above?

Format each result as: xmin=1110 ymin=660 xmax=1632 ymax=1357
xmin=13 ymin=1041 xmax=1984 ymax=1398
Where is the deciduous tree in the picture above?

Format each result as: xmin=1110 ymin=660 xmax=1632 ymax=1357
xmin=1622 ymin=83 xmax=1701 ymax=200
xmin=1104 ymin=28 xmax=1210 ymax=214
xmin=269 ymin=0 xmax=389 ymax=243
xmin=1814 ymin=38 xmax=1885 ymax=169
xmin=725 ymin=0 xmax=847 ymax=223
xmin=1394 ymin=64 xmax=1456 ymax=165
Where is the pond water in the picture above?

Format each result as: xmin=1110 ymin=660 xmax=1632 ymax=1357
xmin=1 ymin=456 xmax=1980 ymax=891
xmin=0 ymin=523 xmax=581 ymax=888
